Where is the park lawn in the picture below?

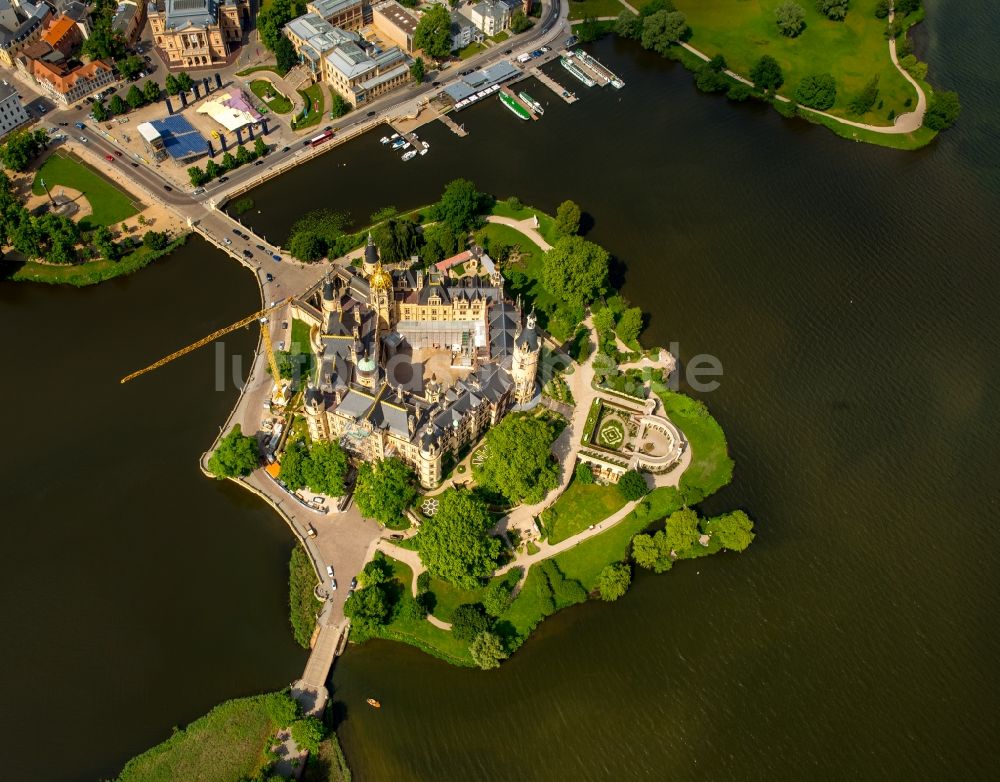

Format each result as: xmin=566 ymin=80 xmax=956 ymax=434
xmin=542 ymin=479 xmax=628 ymax=544
xmin=10 ymin=235 xmax=185 ymax=286
xmin=115 ymin=692 xmax=287 ymax=782
xmin=657 ymin=388 xmax=734 ymax=497
xmin=490 ymin=200 xmax=559 ymax=245
xmin=250 ymin=79 xmax=292 ymax=113
xmin=295 ymin=83 xmax=325 ymax=130
xmin=457 ymin=41 xmax=486 ymax=60
xmin=489 ymin=31 xmax=510 ymax=43
xmin=673 ymin=0 xmax=917 ymax=125
xmin=427 ymin=576 xmax=487 ymax=621
xmin=476 ymin=221 xmax=545 ymax=266
xmin=32 ymin=152 xmax=140 ymax=228
xmin=567 ymin=0 xmax=628 ymax=21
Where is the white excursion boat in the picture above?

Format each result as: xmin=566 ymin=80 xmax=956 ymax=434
xmin=379 ymin=136 xmax=389 ymax=144
xmin=402 ymin=150 xmax=417 ymax=161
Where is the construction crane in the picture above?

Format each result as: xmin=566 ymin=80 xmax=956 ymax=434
xmin=120 ymin=298 xmax=291 ymax=385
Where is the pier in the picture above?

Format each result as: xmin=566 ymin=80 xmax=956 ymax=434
xmin=529 ymin=66 xmax=578 ymax=103
xmin=438 ymin=112 xmax=469 ymax=137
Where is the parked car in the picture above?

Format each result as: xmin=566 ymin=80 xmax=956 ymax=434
xmin=272 ymin=254 xmax=281 ymax=262
xmin=163 ymin=185 xmax=172 ymax=191
xmin=281 ymin=321 xmax=288 ymax=329
xmin=224 ymin=238 xmax=232 ymax=245
xmin=242 ymin=249 xmax=253 ymax=258
xmin=326 ymin=565 xmax=334 ymax=578
xmin=218 ymin=175 xmax=229 ymax=182
xmin=330 ymin=578 xmax=337 ymax=591
xmin=232 ymin=228 xmax=241 ymax=235
xmin=350 ymin=577 xmax=358 ymax=590
xmin=265 ymin=273 xmax=274 ymax=282
xmin=277 ymin=340 xmax=285 ymax=350
xmin=256 ymin=244 xmax=265 ymax=250
xmin=254 ymin=159 xmax=263 ymax=165
xmin=240 ymin=232 xmax=249 ymax=240
xmin=281 ymin=146 xmax=290 ymax=152
xmin=306 ymin=524 xmax=317 ymax=538
xmin=74 ymin=122 xmax=85 ymax=129
xmin=78 ymin=135 xmax=88 ymax=142
xmin=366 ymin=111 xmax=375 ymax=117
xmin=192 ymin=187 xmax=205 ymax=195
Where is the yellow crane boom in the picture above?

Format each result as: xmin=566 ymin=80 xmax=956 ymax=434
xmin=120 ymin=298 xmax=290 ymax=384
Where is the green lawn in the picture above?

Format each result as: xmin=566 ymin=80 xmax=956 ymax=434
xmin=657 ymin=388 xmax=734 ymax=498
xmin=115 ymin=692 xmax=288 ymax=782
xmin=674 ymin=0 xmax=918 ymax=125
xmin=10 ymin=235 xmax=185 ymax=286
xmin=476 ymin=222 xmax=545 ymax=267
xmin=426 ymin=576 xmax=487 ymax=622
xmin=457 ymin=41 xmax=487 ymax=60
xmin=567 ymin=0 xmax=627 ymax=21
xmin=236 ymin=64 xmax=283 ymax=77
xmin=249 ymin=79 xmax=292 ymax=114
xmin=490 ymin=200 xmax=559 ymax=245
xmin=294 ymin=83 xmax=325 ymax=131
xmin=542 ymin=479 xmax=628 ymax=544
xmin=489 ymin=31 xmax=510 ymax=43
xmin=32 ymin=152 xmax=140 ymax=228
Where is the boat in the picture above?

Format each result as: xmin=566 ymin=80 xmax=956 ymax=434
xmin=419 ymin=146 xmax=428 ymax=156
xmin=560 ymin=56 xmax=595 ymax=87
xmin=389 ymin=132 xmax=399 ymax=139
xmin=390 ymin=138 xmax=405 ymax=149
xmin=499 ymin=91 xmax=531 ymax=120
xmin=518 ymin=91 xmax=544 ymax=115
xmin=401 ymin=150 xmax=417 ymax=161
xmin=379 ymin=136 xmax=389 ymax=144
xmin=367 ymin=698 xmax=381 ymax=709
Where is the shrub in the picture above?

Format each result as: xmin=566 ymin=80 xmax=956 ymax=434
xmin=774 ymin=2 xmax=806 ymax=37
xmin=924 ymin=90 xmax=961 ymax=131
xmin=618 ymin=470 xmax=649 ymax=501
xmin=793 ymin=74 xmax=837 ymax=110
xmin=575 ymin=462 xmax=595 ymax=485
xmin=727 ymin=82 xmax=753 ymax=102
xmin=874 ymin=0 xmax=889 ymax=18
xmin=452 ymin=603 xmax=492 ymax=642
xmin=815 ymin=0 xmax=849 ymax=21
xmin=598 ymin=563 xmax=631 ymax=601
xmin=848 ymin=75 xmax=880 ymax=115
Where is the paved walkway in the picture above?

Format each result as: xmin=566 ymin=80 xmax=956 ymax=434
xmin=678 ymin=4 xmax=926 ymax=134
xmin=374 ymin=541 xmax=453 ymax=630
xmin=486 ymin=215 xmax=553 ymax=251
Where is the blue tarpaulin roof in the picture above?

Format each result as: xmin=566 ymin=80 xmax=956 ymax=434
xmin=151 ymin=115 xmax=209 ymax=160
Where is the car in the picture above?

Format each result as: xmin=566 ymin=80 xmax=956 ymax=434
xmin=256 ymin=244 xmax=265 ymax=250
xmin=232 ymin=228 xmax=241 ymax=235
xmin=113 ymin=150 xmax=121 ymax=157
xmin=143 ymin=55 xmax=151 ymax=62
xmin=78 ymin=135 xmax=88 ymax=142
xmin=281 ymin=321 xmax=288 ymax=329
xmin=326 ymin=565 xmax=334 ymax=578
xmin=58 ymin=121 xmax=68 ymax=126
xmin=330 ymin=578 xmax=337 ymax=591
xmin=277 ymin=340 xmax=285 ymax=350
xmin=105 ymin=154 xmax=114 ymax=162
xmin=541 ymin=46 xmax=551 ymax=53
xmin=74 ymin=122 xmax=85 ymax=129
xmin=218 ymin=175 xmax=229 ymax=182
xmin=265 ymin=273 xmax=274 ymax=282
xmin=85 ymin=96 xmax=95 ymax=103
xmin=240 ymin=232 xmax=249 ymax=240
xmin=306 ymin=524 xmax=317 ymax=538
xmin=272 ymin=254 xmax=281 ymax=262
xmin=242 ymin=249 xmax=253 ymax=258
xmin=504 ymin=49 xmax=512 ymax=55
xmin=131 ymin=162 xmax=139 ymax=168
xmin=193 ymin=187 xmax=205 ymax=195
xmin=367 ymin=111 xmax=376 ymax=116
xmin=224 ymin=238 xmax=232 ymax=245
xmin=163 ymin=185 xmax=172 ymax=191
xmin=303 ymin=139 xmax=311 ymax=146
xmin=432 ymin=81 xmax=440 ymax=86
xmin=350 ymin=577 xmax=358 ymax=590
xmin=281 ymin=146 xmax=290 ymax=152
xmin=324 ymin=125 xmax=332 ymax=131
xmin=254 ymin=159 xmax=263 ymax=165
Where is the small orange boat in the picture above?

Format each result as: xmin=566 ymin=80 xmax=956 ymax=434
xmin=366 ymin=698 xmax=381 ymax=709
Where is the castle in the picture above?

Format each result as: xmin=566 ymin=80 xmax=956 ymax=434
xmin=292 ymin=237 xmax=541 ymax=489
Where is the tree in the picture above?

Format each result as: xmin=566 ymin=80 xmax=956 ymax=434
xmin=775 ymin=2 xmax=807 ymax=37
xmin=816 ymin=0 xmax=850 ymax=21
xmin=118 ymin=54 xmax=144 ymax=80
xmin=289 ymin=230 xmax=324 ymax=261
xmin=640 ymin=10 xmax=688 ymax=56
xmin=452 ymin=603 xmax=492 ymax=641
xmin=874 ymin=0 xmax=890 ymax=17
xmin=510 ymin=9 xmax=532 ymax=34
xmin=205 ymin=159 xmax=220 ymax=180
xmin=432 ymin=178 xmax=486 ymax=232
xmin=372 ymin=217 xmax=421 ymax=263
xmin=555 ymin=199 xmax=581 ymax=237
xmin=617 ymin=470 xmax=648 ymax=501
xmin=417 ymin=488 xmax=501 ymax=588
xmin=221 ymin=151 xmax=236 ymax=171
xmin=896 ymin=0 xmax=921 ymax=15
xmin=848 ymin=74 xmax=879 ymax=115
xmin=93 ymin=225 xmax=117 ymax=261
xmin=542 ymin=235 xmax=610 ymax=309
xmin=615 ymin=10 xmax=642 ymax=40
xmin=354 ymin=457 xmax=418 ymax=527
xmin=704 ymin=510 xmax=755 ymax=551
xmin=92 ymin=100 xmax=109 ymax=122
xmin=126 ymin=84 xmax=145 ymax=109
xmin=290 ymin=716 xmax=325 ymax=754
xmin=617 ymin=307 xmax=644 ymax=345
xmin=482 ymin=580 xmax=513 ymax=617
xmin=109 ymin=94 xmax=127 ymax=115
xmin=750 ymin=55 xmax=784 ymax=92
xmin=925 ymin=90 xmax=961 ymax=130
xmin=576 ymin=16 xmax=603 ymax=44
xmin=575 ymin=462 xmax=595 ymax=485
xmin=695 ymin=65 xmax=729 ymax=93
xmin=728 ymin=82 xmax=753 ymax=102
xmin=592 ymin=306 xmax=615 ymax=339
xmin=598 ymin=563 xmax=631 ymax=601
xmin=265 ymin=690 xmax=299 ymax=728
xmin=330 ymin=92 xmax=350 ymax=118
xmin=83 ymin=17 xmax=124 ymax=61
xmin=207 ymin=424 xmax=259 ymax=478
xmin=275 ymin=35 xmax=298 ymax=75
xmin=631 ymin=531 xmax=673 ymax=572
xmin=413 ymin=3 xmax=452 ymax=60
xmin=302 ymin=440 xmax=349 ymax=497
xmin=794 ymin=73 xmax=837 ymax=110
xmin=236 ymin=144 xmax=252 ymax=166
xmin=165 ymin=73 xmax=180 ymax=96
xmin=279 ymin=441 xmax=309 ymax=490
xmin=469 ymin=631 xmax=507 ymax=670
xmin=343 ymin=584 xmax=391 ymax=630
xmin=360 ymin=553 xmax=393 ymax=587
xmin=410 ymin=56 xmax=425 ymax=84
xmin=254 ymin=136 xmax=268 ymax=158
xmin=143 ymin=80 xmax=160 ymax=103
xmin=664 ymin=508 xmax=700 ymax=554
xmin=176 ymin=72 xmax=194 ymax=92
xmin=0 ymin=128 xmax=48 ymax=172
xmin=142 ymin=230 xmax=169 ymax=251
xmin=420 ymin=222 xmax=464 ymax=264
xmin=475 ymin=414 xmax=559 ymax=504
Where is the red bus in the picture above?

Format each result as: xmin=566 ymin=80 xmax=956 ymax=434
xmin=309 ymin=130 xmax=334 ymax=147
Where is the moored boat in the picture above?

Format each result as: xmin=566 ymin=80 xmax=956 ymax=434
xmin=402 ymin=149 xmax=417 ymax=161
xmin=499 ymin=91 xmax=531 ymax=120
xmin=518 ymin=91 xmax=544 ymax=115
xmin=367 ymin=698 xmax=381 ymax=708
xmin=379 ymin=136 xmax=389 ymax=144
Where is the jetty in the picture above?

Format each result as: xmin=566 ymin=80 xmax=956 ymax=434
xmin=438 ymin=112 xmax=468 ymax=137
xmin=530 ymin=66 xmax=578 ymax=103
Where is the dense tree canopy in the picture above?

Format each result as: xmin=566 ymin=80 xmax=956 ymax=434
xmin=420 ymin=222 xmax=464 ymax=264
xmin=354 ymin=457 xmax=417 ymax=528
xmin=0 ymin=129 xmax=48 ymax=172
xmin=290 ymin=716 xmax=325 ymax=755
xmin=413 ymin=4 xmax=452 ymax=60
xmin=372 ymin=217 xmax=422 ymax=263
xmin=275 ymin=35 xmax=298 ymax=74
xmin=614 ymin=10 xmax=642 ymax=40
xmin=631 ymin=530 xmax=673 ymax=572
xmin=482 ymin=579 xmax=514 ymax=617
xmin=288 ymin=230 xmax=324 ymax=261
xmin=343 ymin=584 xmax=391 ymax=630
xmin=664 ymin=508 xmax=701 ymax=554
xmin=208 ymin=424 xmax=259 ymax=478
xmin=925 ymin=90 xmax=961 ymax=130
xmin=704 ymin=510 xmax=755 ymax=551
xmin=417 ymin=489 xmax=501 ymax=588
xmin=469 ymin=631 xmax=507 ymax=670
xmin=430 ymin=178 xmax=488 ymax=233
xmin=848 ymin=74 xmax=880 ymax=115
xmin=816 ymin=0 xmax=850 ymax=21
xmin=639 ymin=10 xmax=689 ymax=56
xmin=451 ymin=603 xmax=492 ymax=641
xmin=555 ymin=199 xmax=581 ymax=237
xmin=475 ymin=414 xmax=559 ymax=504
xmin=542 ymin=235 xmax=610 ymax=310
xmin=410 ymin=56 xmax=425 ymax=84
xmin=750 ymin=55 xmax=784 ymax=91
xmin=617 ymin=470 xmax=649 ymax=501
xmin=359 ymin=553 xmax=394 ymax=588
xmin=598 ymin=563 xmax=632 ymax=601
xmin=775 ymin=2 xmax=807 ymax=37
xmin=794 ymin=74 xmax=837 ymax=110
xmin=616 ymin=307 xmax=645 ymax=345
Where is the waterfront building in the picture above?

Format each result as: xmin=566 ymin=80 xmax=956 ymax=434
xmin=321 ymin=31 xmax=409 ymax=107
xmin=293 ymin=240 xmax=539 ymax=489
xmin=469 ymin=0 xmax=509 ymax=37
xmin=0 ymin=0 xmax=51 ymax=68
xmin=148 ymin=0 xmax=251 ymax=69
xmin=371 ymin=0 xmax=417 ymax=53
xmin=284 ymin=12 xmax=358 ymax=78
xmin=0 ymin=81 xmax=29 ymax=137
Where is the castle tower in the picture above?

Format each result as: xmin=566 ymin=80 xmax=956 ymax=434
xmin=368 ymin=262 xmax=395 ymax=331
xmin=303 ymin=385 xmax=330 ymax=441
xmin=321 ymin=275 xmax=337 ymax=315
xmin=424 ymin=373 xmax=442 ymax=403
xmin=511 ymin=309 xmax=540 ymax=405
xmin=363 ymin=233 xmax=379 ymax=276
xmin=418 ymin=427 xmax=442 ymax=488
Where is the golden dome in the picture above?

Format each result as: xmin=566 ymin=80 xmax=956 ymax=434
xmin=369 ymin=262 xmax=393 ymax=292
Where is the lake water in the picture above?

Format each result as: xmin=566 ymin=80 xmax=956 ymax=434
xmin=2 ymin=1 xmax=998 ymax=778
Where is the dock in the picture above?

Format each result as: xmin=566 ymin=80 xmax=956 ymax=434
xmin=564 ymin=50 xmax=609 ymax=87
xmin=438 ymin=112 xmax=469 ymax=137
xmin=573 ymin=48 xmax=626 ymax=89
xmin=529 ymin=66 xmax=578 ymax=104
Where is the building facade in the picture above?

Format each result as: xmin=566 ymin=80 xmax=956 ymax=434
xmin=469 ymin=0 xmax=508 ymax=37
xmin=0 ymin=0 xmax=51 ymax=68
xmin=321 ymin=33 xmax=409 ymax=107
xmin=148 ymin=0 xmax=251 ymax=69
xmin=306 ymin=0 xmax=363 ymax=30
xmin=371 ymin=0 xmax=417 ymax=53
xmin=24 ymin=56 xmax=115 ymax=105
xmin=293 ymin=241 xmax=539 ymax=489
xmin=113 ymin=0 xmax=147 ymax=46
xmin=0 ymin=81 xmax=29 ymax=136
